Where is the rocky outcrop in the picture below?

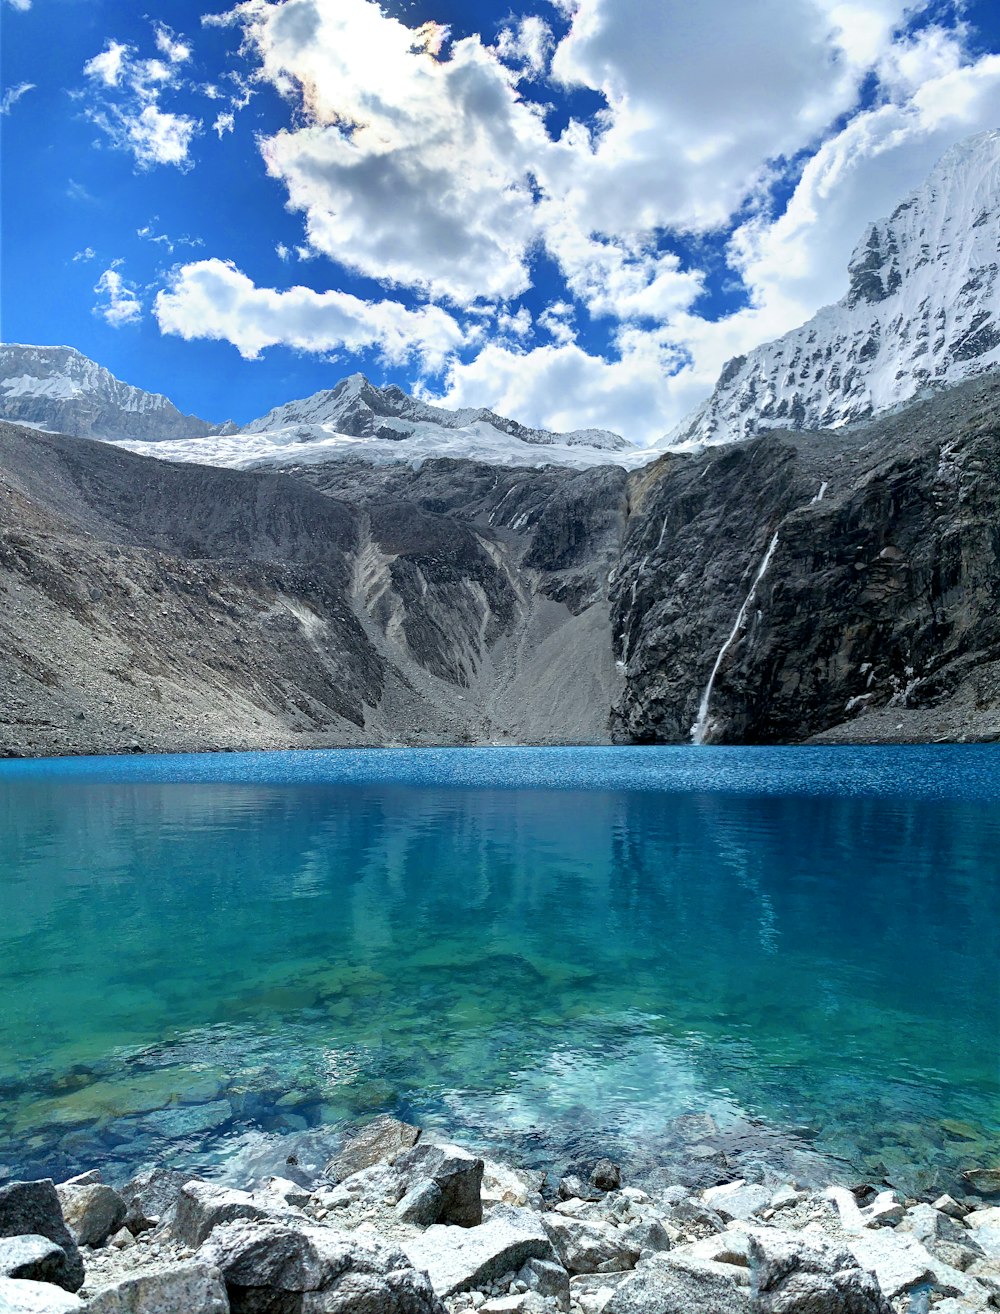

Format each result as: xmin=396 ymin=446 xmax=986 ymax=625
xmin=4 ymin=367 xmax=1000 ymax=753
xmin=613 ymin=373 xmax=1000 ymax=744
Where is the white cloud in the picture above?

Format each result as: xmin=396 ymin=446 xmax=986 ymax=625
xmin=145 ymin=0 xmax=1000 ymax=441
xmin=154 ymin=258 xmax=468 ymax=368
xmin=213 ymin=110 xmax=235 ymax=137
xmin=218 ymin=0 xmax=551 ymax=303
xmin=73 ymin=247 xmax=96 ymax=262
xmin=82 ymin=27 xmax=200 ymax=169
xmin=0 ymin=82 xmax=35 ymax=114
xmin=154 ymin=23 xmax=191 ymax=64
xmin=538 ymin=301 xmax=576 ymax=346
xmin=94 ymin=265 xmax=142 ymax=326
xmin=494 ymin=16 xmax=554 ymax=78
xmin=2 ymin=0 xmax=31 ymax=11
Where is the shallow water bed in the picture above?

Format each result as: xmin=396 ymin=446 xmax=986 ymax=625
xmin=0 ymin=746 xmax=997 ymax=1194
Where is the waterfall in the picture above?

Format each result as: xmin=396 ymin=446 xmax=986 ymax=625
xmin=811 ymin=480 xmax=829 ymax=504
xmin=690 ymin=532 xmax=780 ymax=745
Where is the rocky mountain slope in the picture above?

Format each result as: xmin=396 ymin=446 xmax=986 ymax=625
xmin=615 ymin=373 xmax=1000 ymax=744
xmin=3 ymin=371 xmax=1000 ymax=755
xmin=0 ymin=420 xmax=627 ymax=756
xmin=671 ymin=130 xmax=1000 ymax=446
xmin=0 ymin=344 xmax=234 ymax=442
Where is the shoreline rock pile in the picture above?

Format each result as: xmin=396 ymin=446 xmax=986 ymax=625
xmin=1 ymin=1115 xmax=998 ymax=1313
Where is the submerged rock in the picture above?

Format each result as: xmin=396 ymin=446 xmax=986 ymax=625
xmin=0 ymin=1180 xmax=84 ymax=1292
xmin=323 ymin=1115 xmax=422 ymax=1184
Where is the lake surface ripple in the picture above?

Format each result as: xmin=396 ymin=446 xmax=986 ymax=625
xmin=1 ymin=746 xmax=997 ymax=1195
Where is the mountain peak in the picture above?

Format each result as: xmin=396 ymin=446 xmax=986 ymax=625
xmin=670 ymin=129 xmax=1000 ymax=446
xmin=0 ymin=343 xmax=228 ymax=442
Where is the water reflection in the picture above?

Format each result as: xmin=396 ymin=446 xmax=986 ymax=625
xmin=0 ymin=750 xmax=997 ymax=1191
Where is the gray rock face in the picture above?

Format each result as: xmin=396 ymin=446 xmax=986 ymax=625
xmin=540 ymin=1214 xmax=640 ymax=1275
xmin=172 ymin=1183 xmax=294 ymax=1250
xmin=55 ymin=1183 xmax=126 ymax=1248
xmin=0 ymin=424 xmax=626 ymax=758
xmin=119 ymin=1169 xmax=189 ymax=1236
xmin=394 ymin=1144 xmax=484 ymax=1229
xmin=199 ymin=1217 xmax=442 ymax=1313
xmin=0 ymin=1277 xmax=84 ymax=1312
xmin=0 ymin=1180 xmax=84 ymax=1292
xmin=748 ymin=1230 xmax=893 ymax=1313
xmin=601 ymin=1254 xmax=750 ymax=1313
xmin=401 ymin=1205 xmax=553 ymax=1297
xmin=322 ymin=1116 xmax=421 ymax=1183
xmin=614 ymin=375 xmax=1000 ymax=745
xmin=0 ymin=1234 xmax=68 ymax=1284
xmin=518 ymin=1257 xmax=570 ymax=1310
xmin=84 ymin=1261 xmax=230 ymax=1313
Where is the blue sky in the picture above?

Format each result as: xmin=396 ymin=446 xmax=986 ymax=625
xmin=3 ymin=0 xmax=1000 ymax=440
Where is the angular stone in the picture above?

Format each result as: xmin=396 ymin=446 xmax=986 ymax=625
xmin=932 ymin=1196 xmax=968 ymax=1220
xmin=0 ymin=1234 xmax=68 ymax=1284
xmin=401 ymin=1205 xmax=553 ymax=1297
xmin=119 ymin=1169 xmax=189 ymax=1236
xmin=84 ymin=1261 xmax=230 ymax=1313
xmin=518 ymin=1256 xmax=570 ymax=1311
xmin=394 ymin=1143 xmax=484 ymax=1228
xmin=897 ymin=1204 xmax=975 ymax=1248
xmin=56 ymin=1183 xmax=127 ymax=1248
xmin=541 ymin=1214 xmax=639 ymax=1275
xmin=557 ymin=1177 xmax=602 ymax=1205
xmin=0 ymin=1180 xmax=84 ymax=1292
xmin=322 ymin=1116 xmax=422 ymax=1183
xmin=859 ymin=1191 xmax=905 ymax=1229
xmin=171 ymin=1181 xmax=294 ymax=1249
xmin=199 ymin=1217 xmax=442 ymax=1313
xmin=0 ymin=1277 xmax=84 ymax=1312
xmin=601 ymin=1254 xmax=750 ymax=1313
xmin=672 ymin=1229 xmax=753 ymax=1270
xmin=702 ymin=1182 xmax=773 ymax=1223
xmin=963 ymin=1169 xmax=1000 ymax=1197
xmin=749 ymin=1229 xmax=892 ymax=1313
xmin=965 ymin=1205 xmax=1000 ymax=1259
xmin=480 ymin=1297 xmax=549 ymax=1314
xmin=620 ymin=1217 xmax=672 ymax=1257
xmin=591 ymin=1161 xmax=622 ymax=1193
xmin=846 ymin=1232 xmax=941 ymax=1299
xmin=396 ymin=1181 xmax=444 ymax=1227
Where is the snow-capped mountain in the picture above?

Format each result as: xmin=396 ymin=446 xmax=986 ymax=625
xmin=243 ymin=373 xmax=631 ymax=451
xmin=116 ymin=373 xmax=653 ymax=471
xmin=670 ymin=130 xmax=1000 ymax=446
xmin=0 ymin=344 xmax=234 ymax=442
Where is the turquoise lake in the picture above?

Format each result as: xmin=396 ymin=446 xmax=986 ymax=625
xmin=0 ymin=745 xmax=998 ymax=1195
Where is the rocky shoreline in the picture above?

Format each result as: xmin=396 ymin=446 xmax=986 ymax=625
xmin=2 ymin=1116 xmax=998 ymax=1314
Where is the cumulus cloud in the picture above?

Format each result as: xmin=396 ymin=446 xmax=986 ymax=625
xmin=0 ymin=82 xmax=35 ymax=115
xmin=154 ymin=258 xmax=468 ymax=367
xmin=494 ymin=16 xmax=554 ymax=77
xmin=82 ymin=25 xmax=199 ymax=169
xmin=94 ymin=265 xmax=142 ymax=326
xmin=215 ymin=0 xmax=551 ymax=303
xmin=148 ymin=0 xmax=1000 ymax=440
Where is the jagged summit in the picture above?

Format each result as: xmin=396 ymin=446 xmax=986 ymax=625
xmin=670 ymin=129 xmax=1000 ymax=446
xmin=243 ymin=374 xmax=632 ymax=453
xmin=0 ymin=343 xmax=234 ymax=442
